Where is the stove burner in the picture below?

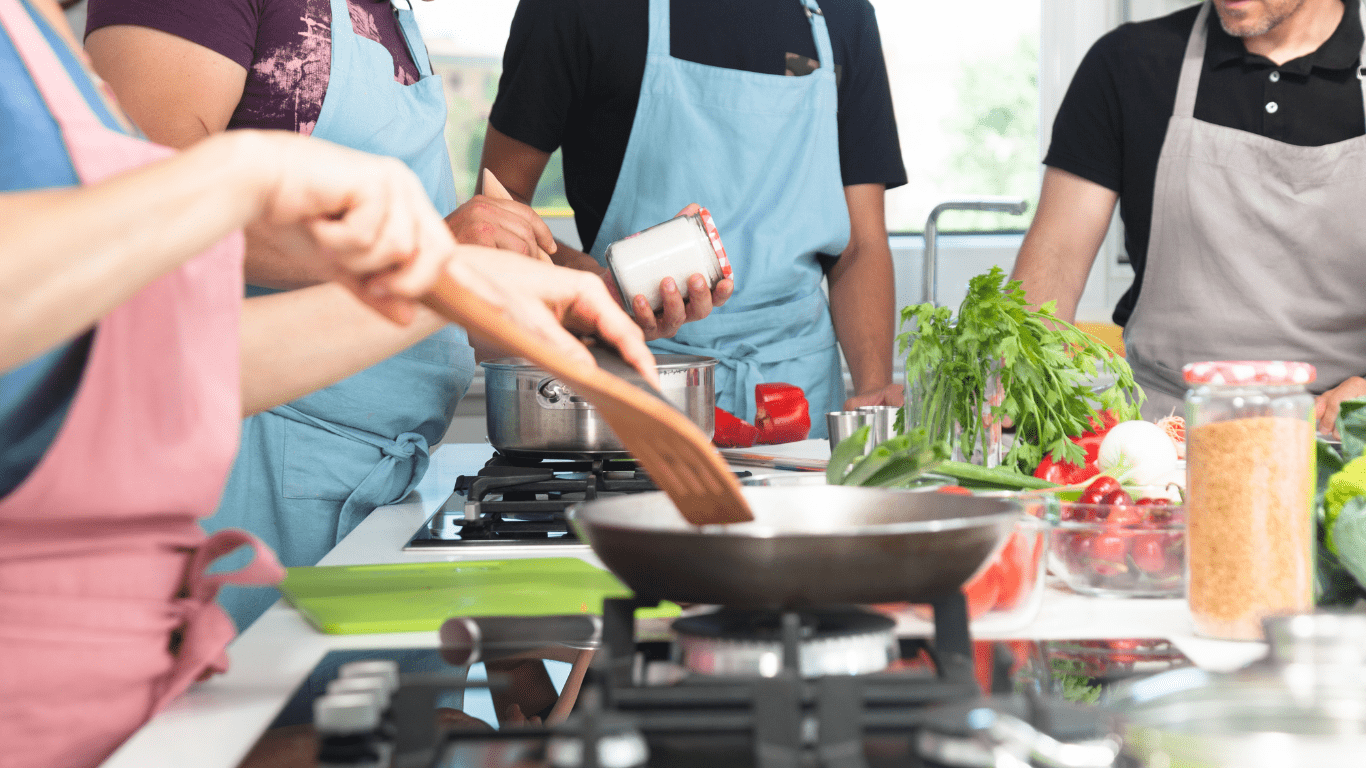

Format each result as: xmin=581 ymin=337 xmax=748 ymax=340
xmin=673 ymin=608 xmax=898 ymax=678
xmin=405 ymin=453 xmax=749 ymax=551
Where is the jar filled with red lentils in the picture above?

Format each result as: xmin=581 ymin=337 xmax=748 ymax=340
xmin=1183 ymin=361 xmax=1316 ymax=641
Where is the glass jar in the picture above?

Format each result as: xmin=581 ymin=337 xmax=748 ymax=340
xmin=1182 ymin=361 xmax=1316 ymax=640
xmin=603 ymin=209 xmax=731 ymax=313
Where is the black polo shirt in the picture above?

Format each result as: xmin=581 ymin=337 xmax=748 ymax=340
xmin=1045 ymin=0 xmax=1365 ymax=326
xmin=489 ymin=0 xmax=906 ymax=253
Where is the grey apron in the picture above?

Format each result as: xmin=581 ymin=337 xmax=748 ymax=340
xmin=1124 ymin=0 xmax=1366 ymax=419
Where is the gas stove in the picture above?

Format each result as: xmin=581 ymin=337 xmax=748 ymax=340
xmin=404 ymin=452 xmax=749 ymax=552
xmin=375 ymin=597 xmax=1130 ymax=768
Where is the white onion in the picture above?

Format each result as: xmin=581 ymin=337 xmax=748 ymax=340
xmin=1098 ymin=420 xmax=1180 ymax=487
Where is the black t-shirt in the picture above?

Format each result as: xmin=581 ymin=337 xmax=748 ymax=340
xmin=489 ymin=0 xmax=907 ymax=252
xmin=1045 ymin=0 xmax=1365 ymax=326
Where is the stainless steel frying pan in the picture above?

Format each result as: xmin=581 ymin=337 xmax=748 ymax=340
xmin=567 ymin=486 xmax=1021 ymax=608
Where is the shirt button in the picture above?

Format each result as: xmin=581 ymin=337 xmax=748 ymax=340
xmin=1266 ymin=101 xmax=1279 ymax=114
xmin=1270 ymin=71 xmax=1281 ymax=82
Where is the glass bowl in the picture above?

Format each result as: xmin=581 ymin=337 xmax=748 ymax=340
xmin=1047 ymin=501 xmax=1186 ymax=598
xmin=885 ymin=494 xmax=1049 ymax=632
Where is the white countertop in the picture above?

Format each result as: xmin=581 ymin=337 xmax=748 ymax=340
xmin=101 ymin=442 xmax=1265 ymax=768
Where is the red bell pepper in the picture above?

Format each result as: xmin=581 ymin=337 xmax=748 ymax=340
xmin=712 ymin=407 xmax=760 ymax=448
xmin=1032 ymin=417 xmax=1112 ymax=485
xmin=754 ymin=382 xmax=811 ymax=444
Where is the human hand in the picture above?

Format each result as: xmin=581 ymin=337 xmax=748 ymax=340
xmin=1315 ymin=376 xmax=1366 ymax=437
xmin=629 ymin=273 xmax=734 ymax=340
xmin=243 ymin=132 xmax=459 ymax=325
xmin=844 ymin=383 xmax=906 ymax=410
xmin=444 ymin=246 xmax=658 ymax=387
xmin=622 ymin=203 xmax=733 ymax=340
xmin=445 ymin=192 xmax=556 ymax=262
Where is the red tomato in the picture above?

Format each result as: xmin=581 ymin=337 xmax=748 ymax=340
xmin=992 ymin=534 xmax=1031 ymax=610
xmin=1131 ymin=535 xmax=1167 ymax=575
xmin=936 ymin=485 xmax=973 ymax=495
xmin=1099 ymin=488 xmax=1135 ymax=507
xmin=1090 ymin=534 xmax=1129 ymax=576
xmin=973 ymin=641 xmax=996 ymax=694
xmin=963 ymin=565 xmax=1003 ymax=619
xmin=1079 ymin=476 xmax=1121 ymax=505
xmin=1104 ymin=505 xmax=1141 ymax=529
xmin=1135 ymin=498 xmax=1171 ymax=507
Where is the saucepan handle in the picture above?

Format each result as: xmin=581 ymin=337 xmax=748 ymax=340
xmin=438 ymin=615 xmax=602 ymax=665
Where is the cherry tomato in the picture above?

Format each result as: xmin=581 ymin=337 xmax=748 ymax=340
xmin=1079 ymin=476 xmax=1121 ymax=505
xmin=936 ymin=485 xmax=973 ymax=495
xmin=1135 ymin=498 xmax=1171 ymax=507
xmin=1090 ymin=534 xmax=1129 ymax=576
xmin=1104 ymin=505 xmax=1141 ymax=529
xmin=963 ymin=565 xmax=1002 ymax=619
xmin=1131 ymin=534 xmax=1167 ymax=575
xmin=1099 ymin=488 xmax=1135 ymax=507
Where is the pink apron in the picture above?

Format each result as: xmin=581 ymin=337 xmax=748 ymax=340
xmin=0 ymin=3 xmax=285 ymax=767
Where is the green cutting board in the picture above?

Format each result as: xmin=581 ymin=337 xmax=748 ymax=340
xmin=279 ymin=558 xmax=678 ymax=635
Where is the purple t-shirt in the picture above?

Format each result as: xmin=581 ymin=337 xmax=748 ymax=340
xmin=86 ymin=0 xmax=419 ymax=135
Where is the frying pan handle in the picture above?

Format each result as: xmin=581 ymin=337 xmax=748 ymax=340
xmin=438 ymin=615 xmax=602 ymax=665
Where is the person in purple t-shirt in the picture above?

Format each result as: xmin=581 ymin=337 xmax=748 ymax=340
xmin=80 ymin=0 xmax=578 ymax=635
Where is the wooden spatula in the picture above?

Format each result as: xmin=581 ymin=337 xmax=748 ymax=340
xmin=481 ymin=168 xmax=552 ymax=264
xmin=422 ymin=272 xmax=754 ymax=526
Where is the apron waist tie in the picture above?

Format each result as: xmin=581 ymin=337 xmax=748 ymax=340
xmin=154 ymin=529 xmax=285 ymax=711
xmin=273 ymin=405 xmax=431 ymax=544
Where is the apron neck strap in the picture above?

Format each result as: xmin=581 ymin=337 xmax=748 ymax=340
xmin=0 ymin=0 xmax=106 ymax=135
xmin=646 ymin=0 xmax=836 ymax=68
xmin=1173 ymin=0 xmax=1211 ymax=119
xmin=1357 ymin=0 xmax=1366 ymax=125
xmin=1179 ymin=0 xmax=1366 ymax=124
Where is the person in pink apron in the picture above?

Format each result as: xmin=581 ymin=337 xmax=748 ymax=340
xmin=0 ymin=2 xmax=655 ymax=763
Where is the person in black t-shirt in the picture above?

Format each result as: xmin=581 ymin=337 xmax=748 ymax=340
xmin=1012 ymin=0 xmax=1366 ymax=432
xmin=481 ymin=0 xmax=908 ymax=433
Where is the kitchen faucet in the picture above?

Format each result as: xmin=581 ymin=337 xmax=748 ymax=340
xmin=922 ymin=196 xmax=1029 ymax=307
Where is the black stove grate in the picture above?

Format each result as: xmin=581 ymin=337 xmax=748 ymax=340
xmin=406 ymin=453 xmax=748 ymax=549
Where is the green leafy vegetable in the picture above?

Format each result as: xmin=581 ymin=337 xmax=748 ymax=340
xmin=897 ymin=266 xmax=1142 ymax=474
xmin=933 ymin=461 xmax=1059 ymax=491
xmin=826 ymin=428 xmax=945 ymax=488
xmin=1313 ymin=399 xmax=1366 ymax=606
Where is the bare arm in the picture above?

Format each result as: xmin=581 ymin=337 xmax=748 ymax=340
xmin=829 ymin=184 xmax=901 ymax=409
xmin=0 ymin=133 xmax=266 ymax=370
xmin=1009 ymin=167 xmax=1119 ymax=321
xmin=0 ymin=130 xmax=452 ymax=370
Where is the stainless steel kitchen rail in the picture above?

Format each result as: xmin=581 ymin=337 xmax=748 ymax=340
xmin=923 ymin=196 xmax=1029 ymax=307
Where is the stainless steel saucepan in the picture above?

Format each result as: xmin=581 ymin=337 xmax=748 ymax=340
xmin=568 ymin=485 xmax=1021 ymax=608
xmin=482 ymin=354 xmax=716 ymax=457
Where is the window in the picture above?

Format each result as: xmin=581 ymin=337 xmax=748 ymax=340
xmin=870 ymin=1 xmax=1041 ymax=234
xmin=414 ymin=1 xmax=1044 ymax=232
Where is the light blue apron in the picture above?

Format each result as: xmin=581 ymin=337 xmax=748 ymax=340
xmin=591 ymin=0 xmax=850 ymax=438
xmin=209 ymin=0 xmax=475 ymax=629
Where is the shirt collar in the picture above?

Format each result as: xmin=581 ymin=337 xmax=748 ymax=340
xmin=1207 ymin=0 xmax=1362 ymax=75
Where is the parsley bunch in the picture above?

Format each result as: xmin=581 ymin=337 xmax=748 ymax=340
xmin=897 ymin=267 xmax=1142 ymax=474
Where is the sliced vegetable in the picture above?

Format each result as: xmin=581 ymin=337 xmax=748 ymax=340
xmin=754 ymin=382 xmax=811 ymax=444
xmin=712 ymin=407 xmax=760 ymax=448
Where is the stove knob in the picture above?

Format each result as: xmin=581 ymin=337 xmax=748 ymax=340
xmin=547 ymin=727 xmax=648 ymax=768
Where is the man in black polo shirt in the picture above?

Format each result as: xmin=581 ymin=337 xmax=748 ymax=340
xmin=479 ymin=0 xmax=907 ymax=437
xmin=1012 ymin=0 xmax=1366 ymax=431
